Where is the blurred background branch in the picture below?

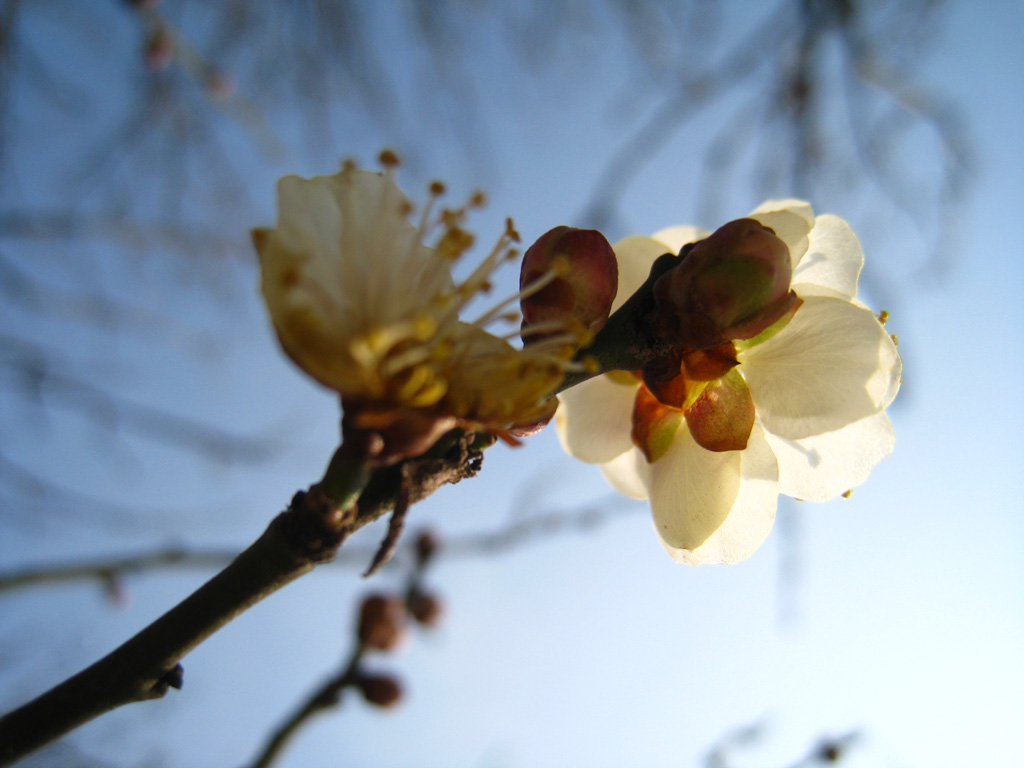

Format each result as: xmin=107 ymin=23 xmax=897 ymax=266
xmin=0 ymin=1 xmax=985 ymax=765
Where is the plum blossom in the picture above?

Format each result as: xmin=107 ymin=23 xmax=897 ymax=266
xmin=556 ymin=200 xmax=901 ymax=565
xmin=255 ymin=153 xmax=584 ymax=461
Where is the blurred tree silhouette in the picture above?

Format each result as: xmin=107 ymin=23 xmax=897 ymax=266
xmin=0 ymin=1 xmax=968 ymax=765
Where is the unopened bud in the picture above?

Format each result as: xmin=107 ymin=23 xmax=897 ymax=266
xmin=356 ymin=673 xmax=403 ymax=708
xmin=357 ymin=594 xmax=407 ymax=651
xmin=520 ymin=226 xmax=618 ymax=338
xmin=413 ymin=531 xmax=441 ymax=567
xmin=144 ymin=30 xmax=174 ymax=72
xmin=651 ymin=219 xmax=799 ymax=349
xmin=407 ymin=590 xmax=444 ymax=627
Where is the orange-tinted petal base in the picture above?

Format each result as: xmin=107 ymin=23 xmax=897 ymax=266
xmin=632 ymin=385 xmax=684 ymax=462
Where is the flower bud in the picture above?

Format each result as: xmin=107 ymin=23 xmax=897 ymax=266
xmin=520 ymin=226 xmax=618 ymax=338
xmin=651 ymin=219 xmax=799 ymax=349
xmin=407 ymin=589 xmax=444 ymax=627
xmin=144 ymin=30 xmax=174 ymax=72
xmin=357 ymin=594 xmax=407 ymax=652
xmin=355 ymin=673 xmax=403 ymax=708
xmin=413 ymin=531 xmax=441 ymax=567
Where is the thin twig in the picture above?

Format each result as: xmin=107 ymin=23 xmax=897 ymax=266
xmin=0 ymin=452 xmax=371 ymax=766
xmin=247 ymin=647 xmax=365 ymax=768
xmin=362 ymin=465 xmax=412 ymax=577
xmin=0 ymin=497 xmax=634 ymax=594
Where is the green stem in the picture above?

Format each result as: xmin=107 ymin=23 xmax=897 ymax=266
xmin=555 ymin=251 xmax=679 ymax=394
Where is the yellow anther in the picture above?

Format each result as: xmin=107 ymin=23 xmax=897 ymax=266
xmin=429 ymin=180 xmax=446 ymax=197
xmin=890 ymin=333 xmax=899 ymax=347
xmin=378 ymin=149 xmax=401 ymax=168
xmin=550 ymin=254 xmax=571 ymax=277
xmin=878 ymin=309 xmax=890 ymax=326
xmin=505 ymin=217 xmax=521 ymax=242
xmin=581 ymin=355 xmax=600 ymax=374
xmin=437 ymin=227 xmax=475 ymax=259
xmin=469 ymin=190 xmax=487 ymax=208
xmin=413 ymin=314 xmax=437 ymax=340
xmin=841 ymin=489 xmax=853 ymax=499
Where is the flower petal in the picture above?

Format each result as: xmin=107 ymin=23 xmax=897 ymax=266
xmin=650 ymin=225 xmax=709 ymax=254
xmin=556 ymin=374 xmax=639 ymax=463
xmin=739 ymin=295 xmax=901 ymax=439
xmin=600 ymin=447 xmax=652 ymax=500
xmin=766 ymin=410 xmax=895 ymax=502
xmin=665 ymin=424 xmax=780 ymax=565
xmin=747 ymin=199 xmax=814 ymax=264
xmin=610 ymin=235 xmax=674 ymax=313
xmin=648 ymin=425 xmax=743 ymax=551
xmin=792 ymin=214 xmax=864 ymax=299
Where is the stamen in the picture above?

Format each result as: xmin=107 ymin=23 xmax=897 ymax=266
xmin=527 ymin=329 xmax=591 ymax=355
xmin=436 ymin=234 xmax=517 ymax=326
xmin=381 ymin=345 xmax=435 ymax=378
xmin=515 ymin=320 xmax=570 ymax=339
xmin=378 ymin=149 xmax=400 ymax=168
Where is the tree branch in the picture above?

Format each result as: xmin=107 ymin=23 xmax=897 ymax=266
xmin=0 ymin=428 xmax=486 ymax=765
xmin=247 ymin=649 xmax=365 ymax=768
xmin=0 ymin=483 xmax=354 ymax=765
xmin=0 ymin=497 xmax=633 ymax=594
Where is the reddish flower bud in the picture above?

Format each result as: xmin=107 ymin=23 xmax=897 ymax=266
xmin=357 ymin=594 xmax=407 ymax=652
xmin=356 ymin=673 xmax=403 ymax=708
xmin=651 ymin=219 xmax=799 ymax=349
xmin=144 ymin=30 xmax=174 ymax=73
xmin=407 ymin=590 xmax=444 ymax=627
xmin=520 ymin=226 xmax=618 ymax=338
xmin=413 ymin=531 xmax=441 ymax=567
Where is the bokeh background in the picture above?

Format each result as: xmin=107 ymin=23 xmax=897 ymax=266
xmin=1 ymin=1 xmax=1021 ymax=766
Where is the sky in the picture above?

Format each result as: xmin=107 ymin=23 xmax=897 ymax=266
xmin=1 ymin=2 xmax=1022 ymax=767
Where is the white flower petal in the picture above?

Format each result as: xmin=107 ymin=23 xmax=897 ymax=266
xmin=740 ymin=295 xmax=901 ymax=439
xmin=600 ymin=447 xmax=652 ymax=500
xmin=648 ymin=425 xmax=743 ymax=552
xmin=275 ymin=175 xmax=344 ymax=264
xmin=610 ymin=235 xmax=674 ymax=313
xmin=556 ymin=375 xmax=639 ymax=463
xmin=792 ymin=214 xmax=864 ymax=299
xmin=650 ymin=225 xmax=709 ymax=254
xmin=748 ymin=199 xmax=815 ymax=264
xmin=665 ymin=424 xmax=780 ymax=565
xmin=767 ymin=410 xmax=895 ymax=502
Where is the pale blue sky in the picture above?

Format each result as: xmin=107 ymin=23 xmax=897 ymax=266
xmin=2 ymin=2 xmax=1022 ymax=767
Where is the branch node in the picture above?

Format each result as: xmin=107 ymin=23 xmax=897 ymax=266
xmin=150 ymin=663 xmax=184 ymax=696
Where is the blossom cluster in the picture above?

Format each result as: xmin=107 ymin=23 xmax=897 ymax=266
xmin=254 ymin=154 xmax=588 ymax=463
xmin=556 ymin=201 xmax=901 ymax=564
xmin=255 ymin=158 xmax=900 ymax=566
